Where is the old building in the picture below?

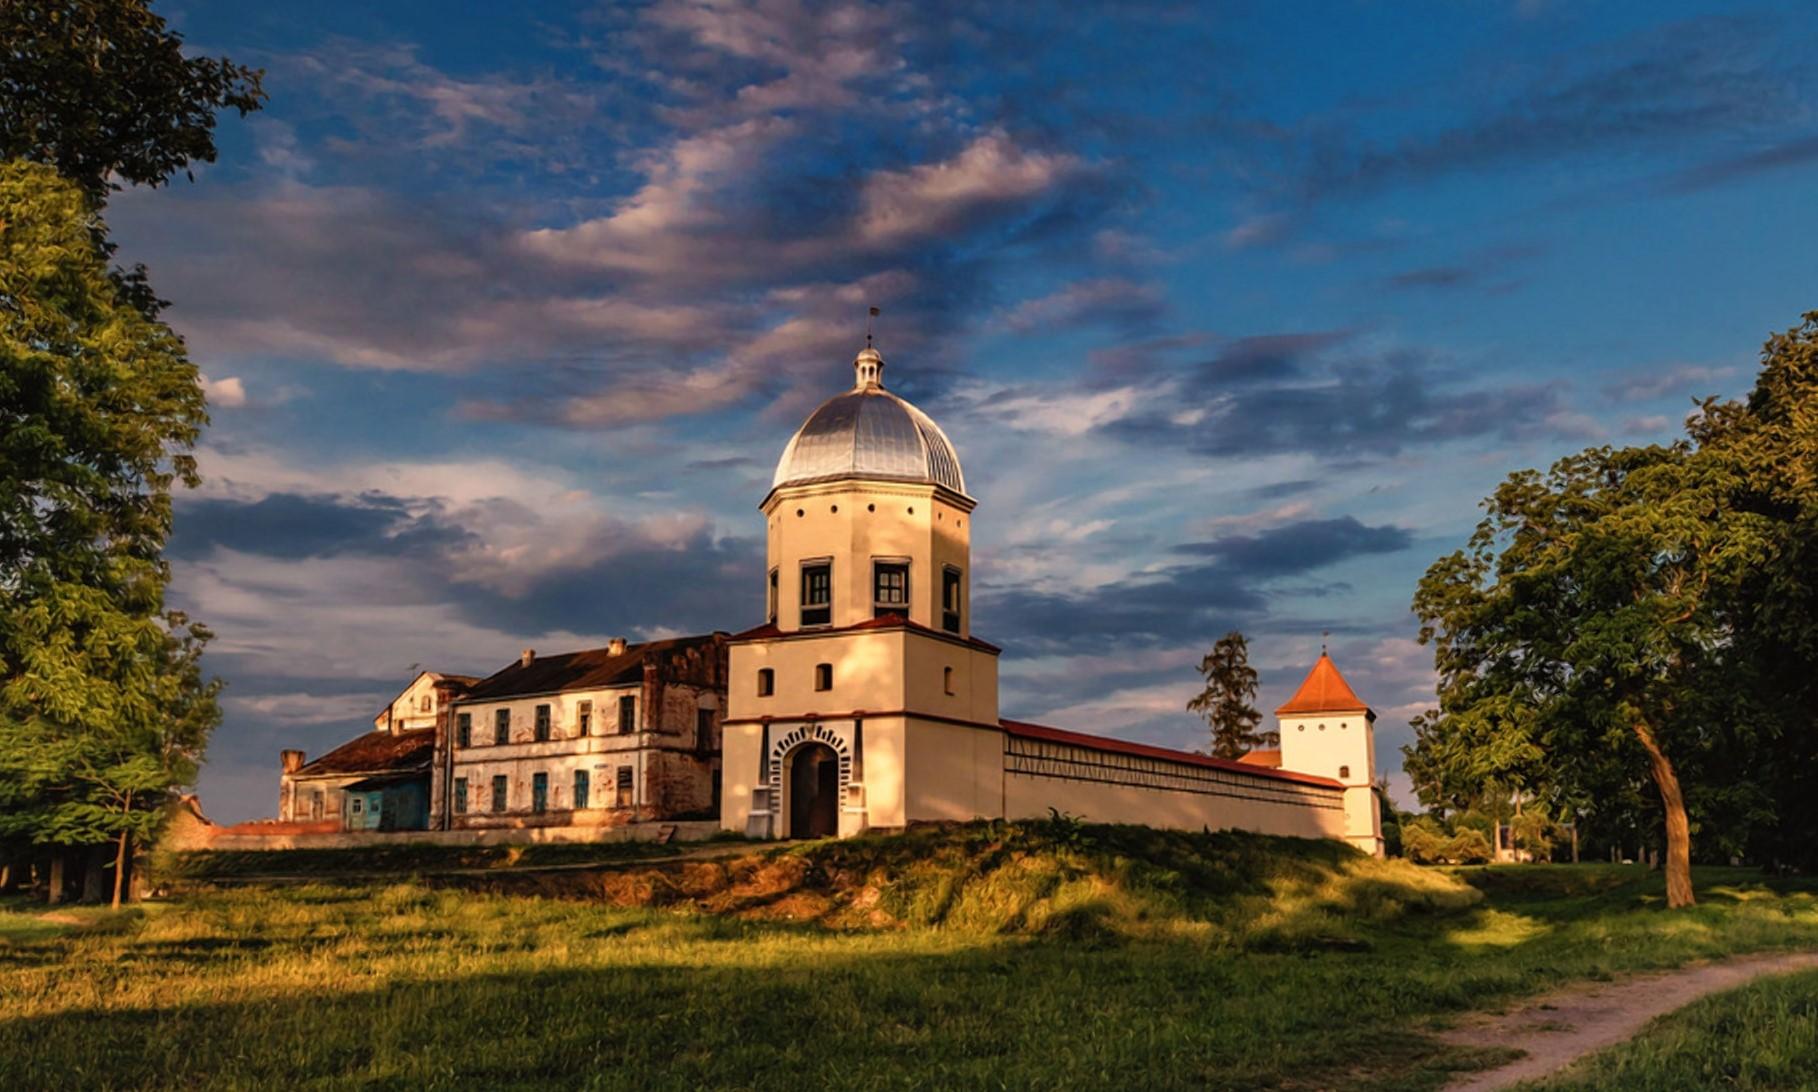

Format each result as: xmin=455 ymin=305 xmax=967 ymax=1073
xmin=278 ymin=670 xmax=477 ymax=829
xmin=444 ymin=635 xmax=728 ymax=830
xmin=719 ymin=342 xmax=1383 ymax=853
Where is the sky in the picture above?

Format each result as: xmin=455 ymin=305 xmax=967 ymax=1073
xmin=114 ymin=1 xmax=1818 ymax=822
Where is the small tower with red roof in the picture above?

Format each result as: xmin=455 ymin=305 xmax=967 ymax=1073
xmin=1276 ymin=649 xmax=1383 ymax=856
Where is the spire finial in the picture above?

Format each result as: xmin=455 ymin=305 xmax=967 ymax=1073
xmin=854 ymin=307 xmax=885 ymax=389
xmin=1321 ymin=630 xmax=1330 ymax=655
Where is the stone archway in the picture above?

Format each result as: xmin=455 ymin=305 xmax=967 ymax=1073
xmin=786 ymin=742 xmax=840 ymax=839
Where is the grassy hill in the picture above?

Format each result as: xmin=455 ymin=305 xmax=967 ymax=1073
xmin=453 ymin=818 xmax=1482 ymax=946
xmin=7 ymin=823 xmax=1815 ymax=1090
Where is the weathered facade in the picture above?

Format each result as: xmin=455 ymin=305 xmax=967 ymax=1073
xmin=277 ymin=670 xmax=476 ymax=830
xmin=445 ymin=635 xmax=729 ymax=830
xmin=719 ymin=342 xmax=1381 ymax=853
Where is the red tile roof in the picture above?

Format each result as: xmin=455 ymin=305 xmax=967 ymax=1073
xmin=1236 ymin=748 xmax=1282 ymax=768
xmin=1275 ymin=652 xmax=1371 ymax=717
xmin=295 ymin=728 xmax=435 ymax=777
xmin=1000 ymin=719 xmax=1341 ymax=789
xmin=459 ymin=633 xmax=725 ymax=702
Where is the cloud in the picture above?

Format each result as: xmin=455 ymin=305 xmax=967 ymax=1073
xmin=1601 ymin=362 xmax=1738 ymax=403
xmin=854 ymin=131 xmax=1085 ymax=246
xmin=1301 ymin=18 xmax=1798 ymax=200
xmin=200 ymin=374 xmax=247 ymax=408
xmin=1000 ymin=277 xmax=1166 ymax=333
xmin=1662 ymin=134 xmax=1818 ymax=194
xmin=1172 ymin=516 xmax=1412 ymax=578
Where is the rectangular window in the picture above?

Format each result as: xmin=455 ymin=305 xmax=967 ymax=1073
xmin=942 ymin=567 xmax=962 ymax=633
xmin=615 ymin=766 xmax=634 ymax=808
xmin=577 ymin=700 xmax=592 ymax=736
xmin=696 ymin=708 xmax=714 ymax=752
xmin=493 ymin=708 xmax=510 ymax=745
xmin=757 ymin=668 xmax=774 ymax=696
xmin=944 ymin=666 xmax=955 ymax=695
xmin=456 ymin=713 xmax=471 ymax=748
xmin=534 ymin=703 xmax=551 ymax=742
xmin=532 ymin=772 xmax=548 ymax=814
xmin=453 ymin=777 xmax=468 ymax=814
xmin=573 ymin=768 xmax=590 ymax=810
xmin=491 ymin=775 xmax=508 ymax=813
xmin=801 ymin=560 xmax=832 ymax=626
xmin=814 ymin=663 xmax=833 ymax=691
xmin=873 ymin=560 xmax=909 ymax=617
xmin=618 ymin=694 xmax=637 ymax=734
xmin=767 ymin=568 xmax=779 ymax=623
xmin=350 ymin=797 xmax=363 ymax=815
xmin=420 ymin=694 xmax=432 ymax=713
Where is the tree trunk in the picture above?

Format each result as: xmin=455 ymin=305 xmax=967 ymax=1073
xmin=1633 ymin=720 xmax=1695 ymax=908
xmin=111 ymin=829 xmax=130 ymax=910
xmin=1570 ymin=819 xmax=1579 ymax=864
xmin=47 ymin=852 xmax=64 ymax=905
xmin=81 ymin=845 xmax=109 ymax=903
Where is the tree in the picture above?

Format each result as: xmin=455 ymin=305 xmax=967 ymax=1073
xmin=1 ymin=0 xmax=265 ymax=204
xmin=1408 ymin=442 xmax=1771 ymax=908
xmin=1188 ymin=631 xmax=1265 ymax=759
xmin=0 ymin=160 xmax=220 ymax=905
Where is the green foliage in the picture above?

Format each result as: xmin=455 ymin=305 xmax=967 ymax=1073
xmin=1188 ymin=630 xmax=1268 ymax=758
xmin=0 ymin=161 xmax=219 ymax=871
xmin=1402 ymin=816 xmax=1494 ymax=865
xmin=0 ymin=0 xmax=265 ymax=204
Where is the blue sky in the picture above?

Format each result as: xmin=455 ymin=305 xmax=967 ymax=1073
xmin=118 ymin=1 xmax=1818 ymax=821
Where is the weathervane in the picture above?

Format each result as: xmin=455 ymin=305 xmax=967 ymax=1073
xmin=867 ymin=305 xmax=880 ymax=348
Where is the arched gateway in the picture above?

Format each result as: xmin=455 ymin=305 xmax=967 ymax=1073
xmin=785 ymin=742 xmax=840 ymax=838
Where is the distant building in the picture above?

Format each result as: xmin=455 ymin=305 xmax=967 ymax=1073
xmin=444 ymin=635 xmax=728 ymax=830
xmin=278 ymin=670 xmax=476 ymax=830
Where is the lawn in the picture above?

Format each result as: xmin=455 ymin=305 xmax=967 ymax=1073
xmin=4 ymin=823 xmax=1816 ymax=1090
xmin=1532 ymin=967 xmax=1818 ymax=1091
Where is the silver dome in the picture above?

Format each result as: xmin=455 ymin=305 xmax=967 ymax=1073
xmin=771 ymin=348 xmax=967 ymax=496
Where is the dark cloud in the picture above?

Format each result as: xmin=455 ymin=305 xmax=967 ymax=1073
xmin=1173 ymin=517 xmax=1412 ymax=578
xmin=980 ymin=516 xmax=1409 ymax=655
xmin=1302 ymin=17 xmax=1798 ymax=200
xmin=1117 ymin=336 xmax=1582 ymax=459
xmin=170 ymin=493 xmax=467 ymax=561
xmin=1662 ymin=134 xmax=1818 ymax=194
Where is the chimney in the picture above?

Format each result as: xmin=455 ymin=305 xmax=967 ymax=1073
xmin=281 ymin=749 xmax=305 ymax=774
xmin=607 ymin=637 xmax=627 ymax=656
xmin=520 ymin=648 xmax=535 ymax=668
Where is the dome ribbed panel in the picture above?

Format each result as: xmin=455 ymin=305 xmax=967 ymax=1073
xmin=772 ymin=389 xmax=967 ymax=495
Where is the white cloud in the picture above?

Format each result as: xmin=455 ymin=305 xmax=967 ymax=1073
xmin=855 ymin=131 xmax=1083 ymax=246
xmin=201 ymin=374 xmax=247 ymax=408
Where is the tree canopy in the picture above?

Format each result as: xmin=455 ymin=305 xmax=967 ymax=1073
xmin=0 ymin=160 xmax=220 ymax=903
xmin=1407 ymin=312 xmax=1818 ymax=905
xmin=0 ymin=0 xmax=265 ymax=204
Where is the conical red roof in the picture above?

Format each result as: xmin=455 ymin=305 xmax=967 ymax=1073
xmin=1275 ymin=652 xmax=1371 ymax=716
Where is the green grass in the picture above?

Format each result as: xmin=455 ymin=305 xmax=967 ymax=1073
xmin=4 ymin=822 xmax=1816 ymax=1090
xmin=1533 ymin=967 xmax=1818 ymax=1090
xmin=154 ymin=832 xmax=743 ymax=883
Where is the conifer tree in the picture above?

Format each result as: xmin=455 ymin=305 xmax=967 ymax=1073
xmin=1188 ymin=631 xmax=1265 ymax=759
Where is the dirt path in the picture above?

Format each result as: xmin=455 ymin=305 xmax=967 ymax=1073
xmin=1440 ymin=949 xmax=1818 ymax=1091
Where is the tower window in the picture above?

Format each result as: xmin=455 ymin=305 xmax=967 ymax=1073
xmin=814 ymin=663 xmax=833 ymax=691
xmin=767 ymin=568 xmax=779 ymax=623
xmin=801 ymin=560 xmax=832 ymax=626
xmin=873 ymin=560 xmax=909 ymax=617
xmin=1339 ymin=765 xmax=1351 ymax=779
xmin=757 ymin=668 xmax=775 ymax=696
xmin=941 ymin=567 xmax=963 ymax=633
xmin=944 ymin=666 xmax=955 ymax=695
